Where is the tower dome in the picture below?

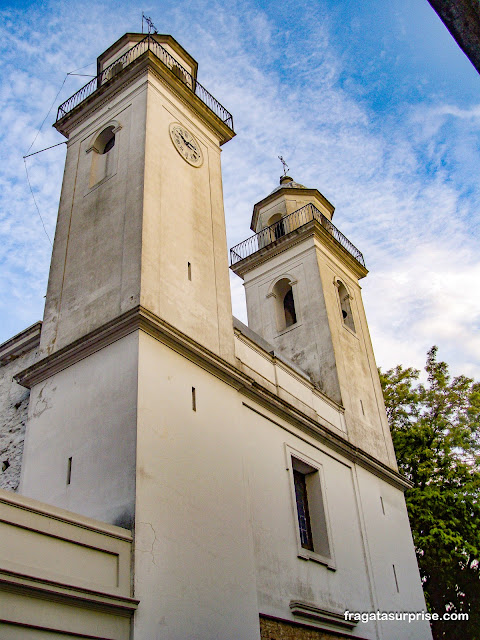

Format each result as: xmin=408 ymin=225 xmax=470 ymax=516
xmin=251 ymin=175 xmax=335 ymax=233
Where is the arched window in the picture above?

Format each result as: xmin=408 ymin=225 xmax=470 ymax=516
xmin=268 ymin=213 xmax=285 ymax=241
xmin=88 ymin=125 xmax=118 ymax=188
xmin=337 ymin=281 xmax=355 ymax=332
xmin=272 ymin=277 xmax=297 ymax=331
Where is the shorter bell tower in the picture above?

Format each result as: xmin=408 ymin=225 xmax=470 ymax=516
xmin=231 ymin=176 xmax=396 ymax=468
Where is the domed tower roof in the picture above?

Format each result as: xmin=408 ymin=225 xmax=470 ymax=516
xmin=250 ymin=175 xmax=334 ymax=232
xmin=268 ymin=175 xmax=307 ymax=194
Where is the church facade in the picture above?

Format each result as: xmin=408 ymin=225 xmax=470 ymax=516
xmin=0 ymin=32 xmax=432 ymax=640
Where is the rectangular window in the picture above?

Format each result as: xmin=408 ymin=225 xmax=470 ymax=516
xmin=293 ymin=469 xmax=314 ymax=550
xmin=191 ymin=387 xmax=196 ymax=411
xmin=288 ymin=449 xmax=334 ymax=568
xmin=67 ymin=457 xmax=72 ymax=485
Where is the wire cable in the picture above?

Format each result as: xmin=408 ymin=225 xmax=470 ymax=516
xmin=24 ymin=158 xmax=53 ymax=247
xmin=22 ymin=60 xmax=94 ymax=246
xmin=23 ymin=141 xmax=66 ymax=159
xmin=25 ymin=75 xmax=68 ymax=155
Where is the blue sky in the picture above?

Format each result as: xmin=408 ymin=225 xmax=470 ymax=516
xmin=1 ymin=0 xmax=479 ymax=378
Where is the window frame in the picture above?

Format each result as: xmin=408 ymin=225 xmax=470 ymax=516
xmin=269 ymin=276 xmax=300 ymax=333
xmin=285 ymin=444 xmax=336 ymax=570
xmin=86 ymin=121 xmax=122 ymax=192
xmin=334 ymin=278 xmax=356 ymax=335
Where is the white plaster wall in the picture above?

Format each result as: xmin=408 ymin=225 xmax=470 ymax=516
xmin=240 ymin=402 xmax=432 ymax=640
xmin=133 ymin=330 xmax=429 ymax=640
xmin=41 ymin=76 xmax=147 ymax=355
xmin=43 ymin=65 xmax=234 ymax=364
xmin=244 ymin=240 xmax=342 ymax=404
xmin=141 ymin=72 xmax=235 ymax=363
xmin=355 ymin=466 xmax=431 ymax=639
xmin=315 ymin=243 xmax=397 ymax=468
xmin=242 ymin=231 xmax=396 ymax=467
xmin=240 ymin=402 xmax=378 ymax=638
xmin=134 ymin=332 xmax=260 ymax=640
xmin=233 ymin=333 xmax=346 ymax=435
xmin=19 ymin=333 xmax=138 ymax=527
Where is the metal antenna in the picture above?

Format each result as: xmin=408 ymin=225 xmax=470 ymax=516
xmin=278 ymin=155 xmax=289 ymax=177
xmin=142 ymin=13 xmax=158 ymax=34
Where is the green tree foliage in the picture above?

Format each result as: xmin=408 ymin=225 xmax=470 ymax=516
xmin=380 ymin=347 xmax=480 ymax=640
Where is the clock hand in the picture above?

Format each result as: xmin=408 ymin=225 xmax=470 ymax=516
xmin=181 ymin=136 xmax=196 ymax=152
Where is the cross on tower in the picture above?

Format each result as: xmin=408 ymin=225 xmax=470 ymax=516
xmin=142 ymin=13 xmax=158 ymax=34
xmin=278 ymin=155 xmax=289 ymax=177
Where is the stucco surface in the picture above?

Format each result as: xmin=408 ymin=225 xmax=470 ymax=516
xmin=0 ymin=345 xmax=39 ymax=491
xmin=0 ymin=488 xmax=134 ymax=639
xmin=20 ymin=333 xmax=138 ymax=527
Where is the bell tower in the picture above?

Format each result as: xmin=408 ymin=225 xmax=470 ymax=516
xmin=39 ymin=33 xmax=235 ymax=362
xmin=230 ymin=176 xmax=397 ymax=468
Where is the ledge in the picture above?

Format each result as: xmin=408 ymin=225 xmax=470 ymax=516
xmin=0 ymin=570 xmax=139 ymax=617
xmin=290 ymin=600 xmax=357 ymax=631
xmin=231 ymin=220 xmax=368 ymax=281
xmin=0 ymin=322 xmax=41 ymax=366
xmin=0 ymin=488 xmax=133 ymax=542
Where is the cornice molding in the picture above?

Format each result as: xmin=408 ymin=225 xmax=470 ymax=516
xmin=289 ymin=600 xmax=357 ymax=630
xmin=0 ymin=322 xmax=41 ymax=366
xmin=14 ymin=307 xmax=410 ymax=491
xmin=55 ymin=51 xmax=234 ymax=145
xmin=0 ymin=569 xmax=139 ymax=616
xmin=0 ymin=489 xmax=133 ymax=542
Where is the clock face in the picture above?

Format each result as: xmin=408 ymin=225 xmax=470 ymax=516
xmin=169 ymin=123 xmax=203 ymax=167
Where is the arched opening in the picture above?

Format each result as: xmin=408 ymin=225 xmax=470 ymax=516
xmin=272 ymin=278 xmax=297 ymax=331
xmin=268 ymin=213 xmax=285 ymax=241
xmin=96 ymin=126 xmax=115 ymax=154
xmin=89 ymin=126 xmax=117 ymax=187
xmin=337 ymin=281 xmax=355 ymax=332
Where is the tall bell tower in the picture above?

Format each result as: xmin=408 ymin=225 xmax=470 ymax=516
xmin=231 ymin=175 xmax=397 ymax=469
xmin=39 ymin=33 xmax=235 ymax=362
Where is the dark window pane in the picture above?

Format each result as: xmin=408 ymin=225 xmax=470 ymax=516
xmin=274 ymin=219 xmax=285 ymax=239
xmin=283 ymin=289 xmax=297 ymax=327
xmin=293 ymin=469 xmax=314 ymax=551
xmin=103 ymin=134 xmax=115 ymax=154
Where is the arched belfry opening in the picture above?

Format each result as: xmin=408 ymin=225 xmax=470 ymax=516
xmin=337 ymin=280 xmax=355 ymax=332
xmin=88 ymin=124 xmax=118 ymax=187
xmin=272 ymin=278 xmax=297 ymax=331
xmin=267 ymin=213 xmax=285 ymax=241
xmin=97 ymin=127 xmax=115 ymax=154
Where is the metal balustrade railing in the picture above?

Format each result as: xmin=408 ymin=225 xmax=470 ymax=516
xmin=56 ymin=35 xmax=234 ymax=131
xmin=230 ymin=203 xmax=365 ymax=267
